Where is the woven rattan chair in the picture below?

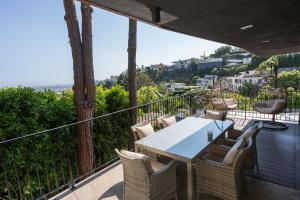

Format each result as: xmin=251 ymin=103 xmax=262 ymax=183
xmin=194 ymin=138 xmax=253 ymax=200
xmin=205 ymin=110 xmax=227 ymax=121
xmin=211 ymin=98 xmax=237 ymax=111
xmin=130 ymin=121 xmax=157 ymax=159
xmin=115 ymin=149 xmax=177 ymax=200
xmin=216 ymin=122 xmax=263 ymax=175
xmin=130 ymin=121 xmax=150 ymax=141
xmin=156 ymin=114 xmax=173 ymax=129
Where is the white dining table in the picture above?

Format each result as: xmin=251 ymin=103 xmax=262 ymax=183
xmin=135 ymin=117 xmax=234 ymax=200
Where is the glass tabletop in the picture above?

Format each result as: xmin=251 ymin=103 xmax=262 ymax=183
xmin=135 ymin=117 xmax=234 ymax=160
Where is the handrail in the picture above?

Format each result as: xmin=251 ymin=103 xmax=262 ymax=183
xmin=0 ymin=93 xmax=194 ymax=145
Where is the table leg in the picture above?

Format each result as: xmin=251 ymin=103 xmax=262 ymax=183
xmin=187 ymin=160 xmax=194 ymax=200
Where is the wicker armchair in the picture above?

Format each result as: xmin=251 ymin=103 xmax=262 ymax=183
xmin=130 ymin=121 xmax=157 ymax=159
xmin=194 ymin=138 xmax=253 ymax=200
xmin=156 ymin=114 xmax=172 ymax=129
xmin=216 ymin=122 xmax=263 ymax=175
xmin=115 ymin=149 xmax=177 ymax=200
xmin=130 ymin=121 xmax=150 ymax=141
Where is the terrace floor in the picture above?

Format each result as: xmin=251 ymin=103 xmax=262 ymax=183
xmin=52 ymin=117 xmax=300 ymax=200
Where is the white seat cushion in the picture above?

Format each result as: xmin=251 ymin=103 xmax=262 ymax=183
xmin=135 ymin=123 xmax=155 ymax=139
xmin=223 ymin=137 xmax=246 ymax=166
xmin=161 ymin=116 xmax=176 ymax=128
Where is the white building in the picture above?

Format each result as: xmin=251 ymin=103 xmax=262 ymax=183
xmin=226 ymin=57 xmax=252 ymax=65
xmin=145 ymin=63 xmax=166 ymax=71
xmin=226 ymin=70 xmax=264 ymax=90
xmin=165 ymin=82 xmax=186 ymax=92
xmin=172 ymin=58 xmax=198 ymax=69
xmin=196 ymin=75 xmax=218 ymax=88
xmin=196 ymin=57 xmax=223 ymax=69
xmin=165 ymin=65 xmax=175 ymax=71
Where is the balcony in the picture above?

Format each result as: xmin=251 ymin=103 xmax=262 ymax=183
xmin=0 ymin=92 xmax=300 ymax=200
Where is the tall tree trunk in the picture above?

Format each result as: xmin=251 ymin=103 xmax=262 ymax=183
xmin=64 ymin=0 xmax=95 ymax=177
xmin=127 ymin=19 xmax=137 ymax=150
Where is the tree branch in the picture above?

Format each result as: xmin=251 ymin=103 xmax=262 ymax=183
xmin=63 ymin=0 xmax=85 ymax=106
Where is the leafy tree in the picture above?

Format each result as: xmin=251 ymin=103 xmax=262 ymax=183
xmin=211 ymin=46 xmax=232 ymax=58
xmin=238 ymin=82 xmax=255 ymax=97
xmin=117 ymin=72 xmax=128 ymax=90
xmin=247 ymin=56 xmax=266 ymax=70
xmin=258 ymin=56 xmax=278 ymax=72
xmin=136 ymin=72 xmax=156 ymax=89
xmin=95 ymin=86 xmax=107 ymax=116
xmin=137 ymin=86 xmax=160 ymax=105
xmin=0 ymin=87 xmax=76 ymax=199
xmin=117 ymin=71 xmax=156 ymax=90
xmin=278 ymin=70 xmax=300 ymax=91
xmin=105 ymin=85 xmax=128 ymax=112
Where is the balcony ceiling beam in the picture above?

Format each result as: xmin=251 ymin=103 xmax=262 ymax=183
xmin=81 ymin=0 xmax=300 ymax=57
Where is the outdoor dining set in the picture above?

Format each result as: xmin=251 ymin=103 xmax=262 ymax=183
xmin=116 ymin=110 xmax=263 ymax=200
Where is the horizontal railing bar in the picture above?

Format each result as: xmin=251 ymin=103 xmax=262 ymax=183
xmin=0 ymin=93 xmax=194 ymax=145
xmin=1 ymin=90 xmax=299 ymax=145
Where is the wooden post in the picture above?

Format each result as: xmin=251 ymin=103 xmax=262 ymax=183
xmin=127 ymin=19 xmax=137 ymax=150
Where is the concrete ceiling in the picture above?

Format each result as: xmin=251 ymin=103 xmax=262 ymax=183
xmin=85 ymin=0 xmax=300 ymax=57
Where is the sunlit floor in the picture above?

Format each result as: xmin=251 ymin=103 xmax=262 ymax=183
xmin=52 ymin=118 xmax=300 ymax=200
xmin=52 ymin=162 xmax=300 ymax=200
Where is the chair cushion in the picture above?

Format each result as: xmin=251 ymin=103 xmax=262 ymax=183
xmin=149 ymin=160 xmax=166 ymax=173
xmin=223 ymin=137 xmax=246 ymax=166
xmin=161 ymin=116 xmax=176 ymax=127
xmin=237 ymin=126 xmax=257 ymax=141
xmin=206 ymin=110 xmax=227 ymax=120
xmin=252 ymin=99 xmax=287 ymax=114
xmin=120 ymin=150 xmax=154 ymax=174
xmin=135 ymin=123 xmax=155 ymax=139
xmin=266 ymin=88 xmax=281 ymax=96
xmin=157 ymin=114 xmax=172 ymax=129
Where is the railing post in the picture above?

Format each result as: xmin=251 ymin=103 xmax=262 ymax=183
xmin=166 ymin=98 xmax=169 ymax=114
xmin=244 ymin=95 xmax=247 ymax=121
xmin=189 ymin=94 xmax=192 ymax=116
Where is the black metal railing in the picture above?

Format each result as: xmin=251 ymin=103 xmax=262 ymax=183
xmin=1 ymin=89 xmax=299 ymax=200
xmin=0 ymin=93 xmax=197 ymax=200
xmin=225 ymin=90 xmax=300 ymax=122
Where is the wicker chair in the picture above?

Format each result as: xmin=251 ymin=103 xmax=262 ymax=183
xmin=216 ymin=122 xmax=263 ymax=175
xmin=156 ymin=114 xmax=173 ymax=129
xmin=130 ymin=121 xmax=157 ymax=159
xmin=115 ymin=149 xmax=177 ymax=200
xmin=205 ymin=110 xmax=227 ymax=121
xmin=130 ymin=121 xmax=150 ymax=141
xmin=211 ymin=98 xmax=237 ymax=111
xmin=194 ymin=138 xmax=253 ymax=200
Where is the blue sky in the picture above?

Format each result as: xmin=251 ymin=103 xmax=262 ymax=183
xmin=0 ymin=0 xmax=224 ymax=87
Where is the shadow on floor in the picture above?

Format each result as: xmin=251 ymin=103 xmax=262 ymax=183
xmin=98 ymin=181 xmax=123 ymax=200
